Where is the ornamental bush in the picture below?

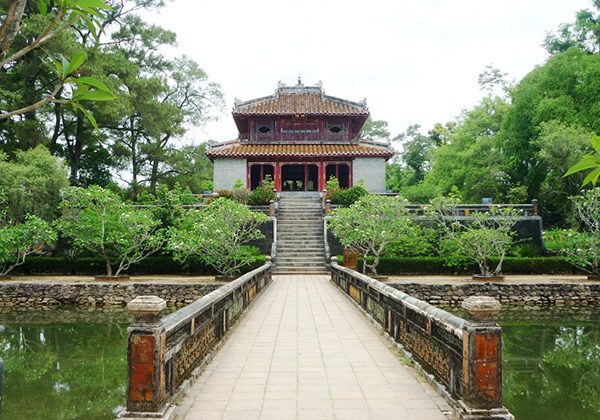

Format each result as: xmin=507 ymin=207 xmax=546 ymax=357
xmin=168 ymin=198 xmax=268 ymax=276
xmin=329 ymin=195 xmax=419 ymax=275
xmin=430 ymin=197 xmax=518 ymax=277
xmin=57 ymin=186 xmax=164 ymax=276
xmin=546 ymin=188 xmax=600 ymax=277
xmin=0 ymin=215 xmax=56 ymax=276
xmin=248 ymin=176 xmax=276 ymax=205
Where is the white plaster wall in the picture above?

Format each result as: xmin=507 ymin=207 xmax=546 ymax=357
xmin=213 ymin=158 xmax=247 ymax=191
xmin=352 ymin=157 xmax=386 ymax=193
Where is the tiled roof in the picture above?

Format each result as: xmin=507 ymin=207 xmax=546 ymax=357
xmin=233 ymin=82 xmax=369 ymax=116
xmin=206 ymin=142 xmax=394 ymax=160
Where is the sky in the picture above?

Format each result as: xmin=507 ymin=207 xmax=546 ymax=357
xmin=141 ymin=0 xmax=592 ymax=144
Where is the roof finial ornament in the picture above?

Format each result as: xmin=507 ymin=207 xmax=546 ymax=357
xmin=297 ymin=75 xmax=303 ymax=86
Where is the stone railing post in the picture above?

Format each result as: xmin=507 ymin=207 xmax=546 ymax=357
xmin=120 ymin=296 xmax=170 ymax=419
xmin=325 ymin=199 xmax=331 ymax=215
xmin=531 ymin=199 xmax=539 ymax=216
xmin=460 ymin=296 xmax=512 ymax=419
xmin=269 ymin=200 xmax=276 ymax=217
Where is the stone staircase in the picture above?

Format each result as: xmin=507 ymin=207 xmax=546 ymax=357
xmin=274 ymin=192 xmax=327 ymax=274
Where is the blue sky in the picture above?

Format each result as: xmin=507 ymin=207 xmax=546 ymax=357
xmin=142 ymin=0 xmax=593 ymax=143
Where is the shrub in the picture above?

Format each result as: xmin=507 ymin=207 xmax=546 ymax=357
xmin=232 ymin=187 xmax=251 ymax=204
xmin=329 ymin=185 xmax=369 ymax=206
xmin=16 ymin=255 xmax=266 ymax=275
xmin=335 ymin=255 xmax=579 ymax=275
xmin=430 ymin=198 xmax=518 ymax=277
xmin=546 ymin=188 xmax=600 ymax=276
xmin=0 ymin=215 xmax=56 ymax=276
xmin=168 ymin=198 xmax=268 ymax=276
xmin=57 ymin=186 xmax=164 ymax=276
xmin=329 ymin=195 xmax=419 ymax=275
xmin=248 ymin=176 xmax=276 ymax=205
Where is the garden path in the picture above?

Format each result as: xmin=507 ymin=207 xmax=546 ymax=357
xmin=175 ymin=274 xmax=451 ymax=420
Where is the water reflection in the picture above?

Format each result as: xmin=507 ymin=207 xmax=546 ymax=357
xmin=0 ymin=308 xmax=129 ymax=420
xmin=501 ymin=310 xmax=600 ymax=420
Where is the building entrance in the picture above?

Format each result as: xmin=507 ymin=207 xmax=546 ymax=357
xmin=281 ymin=164 xmax=318 ymax=191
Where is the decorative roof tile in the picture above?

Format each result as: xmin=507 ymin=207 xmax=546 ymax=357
xmin=233 ymin=81 xmax=368 ymax=116
xmin=206 ymin=142 xmax=394 ymax=160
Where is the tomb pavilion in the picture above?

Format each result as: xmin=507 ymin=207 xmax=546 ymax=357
xmin=206 ymin=79 xmax=394 ymax=193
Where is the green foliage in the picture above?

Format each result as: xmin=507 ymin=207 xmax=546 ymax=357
xmin=358 ymin=117 xmax=391 ymax=142
xmin=325 ymin=175 xmax=340 ymax=192
xmin=329 ymin=195 xmax=419 ymax=275
xmin=336 ymin=255 xmax=578 ymax=275
xmin=545 ymin=188 xmax=600 ymax=276
xmin=564 ymin=134 xmax=600 ymax=188
xmin=510 ymin=242 xmax=541 ymax=258
xmin=0 ymin=215 xmax=56 ymax=275
xmin=328 ymin=185 xmax=369 ymax=206
xmin=382 ymin=226 xmax=437 ymax=257
xmin=543 ymin=1 xmax=600 ymax=54
xmin=431 ymin=199 xmax=518 ymax=277
xmin=248 ymin=176 xmax=275 ymax=205
xmin=326 ymin=176 xmax=369 ymax=206
xmin=15 ymin=254 xmax=266 ymax=275
xmin=0 ymin=146 xmax=68 ymax=223
xmin=421 ymin=96 xmax=510 ymax=203
xmin=147 ymin=183 xmax=197 ymax=227
xmin=57 ymin=186 xmax=164 ymax=276
xmin=168 ymin=198 xmax=268 ymax=276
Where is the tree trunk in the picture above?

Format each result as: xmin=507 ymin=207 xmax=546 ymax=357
xmin=0 ymin=0 xmax=27 ymax=58
xmin=149 ymin=157 xmax=160 ymax=193
xmin=104 ymin=256 xmax=112 ymax=277
xmin=69 ymin=113 xmax=85 ymax=184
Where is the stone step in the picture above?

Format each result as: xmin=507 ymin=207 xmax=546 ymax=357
xmin=277 ymin=258 xmax=325 ymax=263
xmin=277 ymin=240 xmax=325 ymax=243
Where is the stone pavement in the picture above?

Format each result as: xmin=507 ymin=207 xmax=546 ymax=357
xmin=175 ymin=274 xmax=452 ymax=420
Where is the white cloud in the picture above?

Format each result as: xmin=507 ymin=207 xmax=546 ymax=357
xmin=141 ymin=0 xmax=593 ymax=140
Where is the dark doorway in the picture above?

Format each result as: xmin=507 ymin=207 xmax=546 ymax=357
xmin=250 ymin=164 xmax=274 ymax=190
xmin=281 ymin=164 xmax=318 ymax=191
xmin=325 ymin=163 xmax=350 ymax=188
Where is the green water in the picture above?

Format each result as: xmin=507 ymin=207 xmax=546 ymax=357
xmin=500 ymin=310 xmax=600 ymax=420
xmin=0 ymin=308 xmax=598 ymax=419
xmin=0 ymin=309 xmax=129 ymax=420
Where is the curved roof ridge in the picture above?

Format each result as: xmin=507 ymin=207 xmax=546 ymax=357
xmin=232 ymin=81 xmax=369 ymax=116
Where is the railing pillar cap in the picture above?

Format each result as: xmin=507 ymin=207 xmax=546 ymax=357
xmin=266 ymin=256 xmax=272 ymax=263
xmin=331 ymin=256 xmax=337 ymax=264
xmin=127 ymin=295 xmax=166 ymax=324
xmin=462 ymin=296 xmax=501 ymax=321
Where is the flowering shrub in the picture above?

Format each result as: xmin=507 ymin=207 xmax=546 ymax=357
xmin=0 ymin=215 xmax=56 ymax=276
xmin=168 ymin=198 xmax=268 ymax=276
xmin=328 ymin=195 xmax=419 ymax=275
xmin=545 ymin=188 xmax=600 ymax=277
xmin=430 ymin=197 xmax=518 ymax=277
xmin=57 ymin=186 xmax=164 ymax=276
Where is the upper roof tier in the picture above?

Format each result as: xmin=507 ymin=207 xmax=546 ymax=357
xmin=233 ymin=80 xmax=369 ymax=117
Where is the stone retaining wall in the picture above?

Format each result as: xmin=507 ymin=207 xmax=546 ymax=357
xmin=389 ymin=282 xmax=600 ymax=307
xmin=0 ymin=282 xmax=223 ymax=308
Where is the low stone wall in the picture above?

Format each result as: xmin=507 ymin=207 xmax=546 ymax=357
xmin=389 ymin=282 xmax=600 ymax=308
xmin=0 ymin=282 xmax=223 ymax=308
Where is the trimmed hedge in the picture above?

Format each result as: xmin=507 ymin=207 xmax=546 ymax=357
xmin=13 ymin=255 xmax=266 ymax=276
xmin=336 ymin=255 xmax=582 ymax=275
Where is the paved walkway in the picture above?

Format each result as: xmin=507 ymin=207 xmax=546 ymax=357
xmin=175 ymin=275 xmax=451 ymax=420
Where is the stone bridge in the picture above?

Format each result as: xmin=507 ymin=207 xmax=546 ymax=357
xmin=119 ymin=261 xmax=513 ymax=420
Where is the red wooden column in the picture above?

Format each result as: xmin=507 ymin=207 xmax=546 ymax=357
xmin=318 ymin=162 xmax=326 ymax=192
xmin=275 ymin=162 xmax=282 ymax=191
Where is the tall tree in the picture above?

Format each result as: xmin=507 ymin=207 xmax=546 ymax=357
xmin=543 ymin=0 xmax=600 ymax=54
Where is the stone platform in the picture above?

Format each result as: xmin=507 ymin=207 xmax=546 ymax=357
xmin=175 ymin=274 xmax=451 ymax=420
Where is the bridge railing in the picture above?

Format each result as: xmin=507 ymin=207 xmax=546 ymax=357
xmin=330 ymin=260 xmax=513 ymax=419
xmin=119 ymin=260 xmax=273 ymax=419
